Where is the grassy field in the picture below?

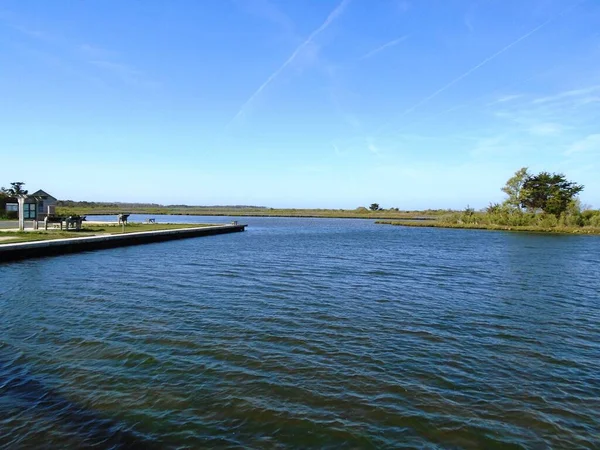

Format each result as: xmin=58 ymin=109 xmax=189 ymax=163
xmin=56 ymin=206 xmax=448 ymax=220
xmin=376 ymin=220 xmax=600 ymax=235
xmin=0 ymin=223 xmax=214 ymax=244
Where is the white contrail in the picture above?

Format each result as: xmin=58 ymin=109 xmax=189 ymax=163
xmin=360 ymin=35 xmax=408 ymax=60
xmin=228 ymin=0 xmax=350 ymax=126
xmin=376 ymin=0 xmax=584 ymax=135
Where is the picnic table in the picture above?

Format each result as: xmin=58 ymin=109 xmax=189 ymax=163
xmin=44 ymin=215 xmax=86 ymax=231
xmin=65 ymin=215 xmax=86 ymax=230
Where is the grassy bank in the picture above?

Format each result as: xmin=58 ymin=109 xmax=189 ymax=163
xmin=376 ymin=220 xmax=600 ymax=235
xmin=56 ymin=206 xmax=447 ymax=220
xmin=0 ymin=223 xmax=214 ymax=244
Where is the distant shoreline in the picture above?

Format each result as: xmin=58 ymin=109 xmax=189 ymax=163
xmin=376 ymin=220 xmax=600 ymax=235
xmin=55 ymin=207 xmax=445 ymax=221
xmin=80 ymin=213 xmax=438 ymax=220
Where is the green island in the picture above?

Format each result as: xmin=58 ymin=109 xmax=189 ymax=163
xmin=378 ymin=168 xmax=600 ymax=235
xmin=0 ymin=223 xmax=213 ymax=245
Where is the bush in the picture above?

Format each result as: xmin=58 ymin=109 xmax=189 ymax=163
xmin=581 ymin=210 xmax=600 ymax=227
xmin=588 ymin=213 xmax=600 ymax=227
xmin=537 ymin=214 xmax=559 ymax=228
xmin=560 ymin=212 xmax=584 ymax=227
xmin=486 ymin=203 xmax=502 ymax=214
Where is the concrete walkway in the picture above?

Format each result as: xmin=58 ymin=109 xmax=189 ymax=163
xmin=0 ymin=223 xmax=246 ymax=262
xmin=0 ymin=220 xmax=22 ymax=229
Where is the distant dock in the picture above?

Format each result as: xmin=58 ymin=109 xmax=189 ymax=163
xmin=0 ymin=224 xmax=246 ymax=262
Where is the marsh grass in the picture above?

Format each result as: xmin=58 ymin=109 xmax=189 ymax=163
xmin=56 ymin=206 xmax=447 ymax=220
xmin=377 ymin=214 xmax=600 ymax=235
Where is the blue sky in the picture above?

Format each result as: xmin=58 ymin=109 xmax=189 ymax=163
xmin=1 ymin=0 xmax=599 ymax=209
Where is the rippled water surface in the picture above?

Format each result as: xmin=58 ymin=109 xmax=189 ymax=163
xmin=1 ymin=216 xmax=599 ymax=449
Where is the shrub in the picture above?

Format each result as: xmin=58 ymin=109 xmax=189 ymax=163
xmin=581 ymin=210 xmax=600 ymax=226
xmin=589 ymin=213 xmax=600 ymax=227
xmin=537 ymin=214 xmax=558 ymax=228
xmin=486 ymin=203 xmax=502 ymax=214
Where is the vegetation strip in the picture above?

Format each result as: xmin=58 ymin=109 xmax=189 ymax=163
xmin=53 ymin=206 xmax=446 ymax=220
xmin=376 ymin=220 xmax=600 ymax=235
xmin=377 ymin=168 xmax=600 ymax=235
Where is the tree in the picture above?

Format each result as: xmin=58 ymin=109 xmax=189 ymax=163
xmin=1 ymin=181 xmax=28 ymax=197
xmin=502 ymin=167 xmax=530 ymax=209
xmin=519 ymin=172 xmax=584 ymax=217
xmin=369 ymin=203 xmax=380 ymax=211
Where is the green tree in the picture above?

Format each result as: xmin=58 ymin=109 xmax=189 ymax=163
xmin=501 ymin=167 xmax=530 ymax=209
xmin=519 ymin=172 xmax=584 ymax=217
xmin=369 ymin=203 xmax=380 ymax=211
xmin=486 ymin=202 xmax=501 ymax=214
xmin=1 ymin=181 xmax=28 ymax=197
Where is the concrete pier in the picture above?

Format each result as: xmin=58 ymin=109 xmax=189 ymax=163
xmin=0 ymin=224 xmax=246 ymax=262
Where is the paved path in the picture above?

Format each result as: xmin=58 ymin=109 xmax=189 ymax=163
xmin=0 ymin=221 xmax=19 ymax=229
xmin=0 ymin=224 xmax=247 ymax=262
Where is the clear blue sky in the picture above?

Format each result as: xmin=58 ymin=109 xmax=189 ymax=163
xmin=1 ymin=0 xmax=599 ymax=209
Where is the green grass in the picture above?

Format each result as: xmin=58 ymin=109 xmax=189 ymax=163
xmin=56 ymin=206 xmax=448 ymax=220
xmin=0 ymin=223 xmax=214 ymax=244
xmin=376 ymin=220 xmax=600 ymax=235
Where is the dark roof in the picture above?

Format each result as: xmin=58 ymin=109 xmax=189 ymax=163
xmin=28 ymin=189 xmax=57 ymax=200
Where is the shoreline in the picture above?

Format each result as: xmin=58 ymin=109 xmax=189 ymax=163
xmin=376 ymin=220 xmax=600 ymax=235
xmin=0 ymin=224 xmax=246 ymax=262
xmin=53 ymin=210 xmax=441 ymax=221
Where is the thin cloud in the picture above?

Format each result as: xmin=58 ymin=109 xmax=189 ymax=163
xmin=464 ymin=15 xmax=474 ymax=33
xmin=528 ymin=122 xmax=563 ymax=136
xmin=376 ymin=0 xmax=582 ymax=136
xmin=227 ymin=0 xmax=351 ymax=127
xmin=464 ymin=4 xmax=476 ymax=33
xmin=366 ymin=138 xmax=381 ymax=155
xmin=4 ymin=14 xmax=155 ymax=89
xmin=90 ymin=60 xmax=158 ymax=88
xmin=79 ymin=43 xmax=119 ymax=59
xmin=488 ymin=94 xmax=523 ymax=105
xmin=234 ymin=0 xmax=294 ymax=34
xmin=360 ymin=35 xmax=408 ymax=60
xmin=532 ymin=85 xmax=600 ymax=104
xmin=565 ymin=134 xmax=600 ymax=155
xmin=332 ymin=143 xmax=345 ymax=156
xmin=376 ymin=72 xmax=543 ymax=145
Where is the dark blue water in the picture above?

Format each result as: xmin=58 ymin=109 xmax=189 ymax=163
xmin=1 ymin=216 xmax=599 ymax=448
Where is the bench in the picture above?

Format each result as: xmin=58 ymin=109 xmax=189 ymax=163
xmin=64 ymin=215 xmax=86 ymax=231
xmin=44 ymin=215 xmax=86 ymax=231
xmin=44 ymin=215 xmax=64 ymax=230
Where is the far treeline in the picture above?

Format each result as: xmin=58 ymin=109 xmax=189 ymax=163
xmin=56 ymin=201 xmax=269 ymax=210
xmin=0 ymin=184 xmax=446 ymax=220
xmin=380 ymin=168 xmax=600 ymax=233
xmin=2 ymin=175 xmax=599 ymax=231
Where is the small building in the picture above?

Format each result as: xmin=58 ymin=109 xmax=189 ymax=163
xmin=3 ymin=189 xmax=57 ymax=220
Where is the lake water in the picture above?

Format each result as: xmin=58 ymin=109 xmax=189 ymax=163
xmin=1 ymin=216 xmax=599 ymax=448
